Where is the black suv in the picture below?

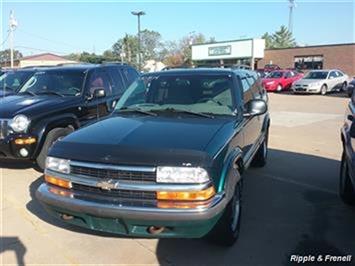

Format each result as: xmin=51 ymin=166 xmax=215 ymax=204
xmin=37 ymin=68 xmax=270 ymax=246
xmin=0 ymin=63 xmax=139 ymax=169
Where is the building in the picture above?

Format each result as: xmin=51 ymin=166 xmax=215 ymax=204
xmin=1 ymin=53 xmax=77 ymax=68
xmin=260 ymin=43 xmax=355 ymax=76
xmin=191 ymin=39 xmax=355 ymax=76
xmin=191 ymin=38 xmax=265 ymax=69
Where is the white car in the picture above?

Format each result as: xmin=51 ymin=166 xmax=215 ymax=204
xmin=292 ymin=69 xmax=349 ymax=95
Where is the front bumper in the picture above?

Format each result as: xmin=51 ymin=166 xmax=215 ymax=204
xmin=263 ymin=83 xmax=277 ymax=92
xmin=0 ymin=134 xmax=37 ymax=159
xmin=36 ymin=183 xmax=227 ymax=238
xmin=292 ymin=86 xmax=321 ymax=94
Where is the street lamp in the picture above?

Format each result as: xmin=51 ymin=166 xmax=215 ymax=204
xmin=131 ymin=11 xmax=145 ymax=71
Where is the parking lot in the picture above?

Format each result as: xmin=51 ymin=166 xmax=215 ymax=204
xmin=1 ymin=92 xmax=355 ymax=266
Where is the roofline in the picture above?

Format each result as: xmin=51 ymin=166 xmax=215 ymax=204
xmin=191 ymin=38 xmax=255 ymax=47
xmin=266 ymin=42 xmax=355 ymax=51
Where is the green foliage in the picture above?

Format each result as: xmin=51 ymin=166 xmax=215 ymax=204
xmin=262 ymin=26 xmax=296 ymax=49
xmin=0 ymin=49 xmax=23 ymax=63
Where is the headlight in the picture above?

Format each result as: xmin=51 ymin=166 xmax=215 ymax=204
xmin=157 ymin=166 xmax=210 ymax=183
xmin=10 ymin=115 xmax=31 ymax=133
xmin=309 ymin=82 xmax=320 ymax=87
xmin=46 ymin=156 xmax=70 ymax=174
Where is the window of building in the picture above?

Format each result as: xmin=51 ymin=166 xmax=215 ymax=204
xmin=294 ymin=55 xmax=324 ymax=70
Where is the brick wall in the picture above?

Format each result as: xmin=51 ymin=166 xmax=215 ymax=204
xmin=258 ymin=44 xmax=355 ymax=77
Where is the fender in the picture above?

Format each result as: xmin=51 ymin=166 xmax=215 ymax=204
xmin=31 ymin=113 xmax=80 ymax=159
xmin=217 ymin=147 xmax=243 ymax=201
xmin=262 ymin=113 xmax=271 ymax=133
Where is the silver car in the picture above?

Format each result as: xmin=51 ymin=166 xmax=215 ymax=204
xmin=292 ymin=69 xmax=349 ymax=95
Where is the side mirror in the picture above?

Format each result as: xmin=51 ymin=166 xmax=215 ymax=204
xmin=244 ymin=99 xmax=267 ymax=118
xmin=86 ymin=88 xmax=106 ymax=100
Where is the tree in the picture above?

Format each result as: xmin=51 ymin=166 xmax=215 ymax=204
xmin=0 ymin=49 xmax=23 ymax=63
xmin=112 ymin=30 xmax=163 ymax=68
xmin=262 ymin=26 xmax=296 ymax=49
xmin=261 ymin=32 xmax=274 ymax=49
xmin=271 ymin=26 xmax=296 ymax=48
xmin=180 ymin=32 xmax=208 ymax=65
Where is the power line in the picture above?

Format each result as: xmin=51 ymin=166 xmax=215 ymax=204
xmin=14 ymin=45 xmax=70 ymax=55
xmin=16 ymin=28 xmax=85 ymax=51
xmin=0 ymin=31 xmax=11 ymax=47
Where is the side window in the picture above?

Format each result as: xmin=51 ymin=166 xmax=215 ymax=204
xmin=106 ymin=67 xmax=125 ymax=95
xmin=240 ymin=76 xmax=253 ymax=103
xmin=336 ymin=71 xmax=344 ymax=77
xmin=87 ymin=70 xmax=112 ymax=97
xmin=329 ymin=71 xmax=337 ymax=79
xmin=123 ymin=67 xmax=139 ymax=86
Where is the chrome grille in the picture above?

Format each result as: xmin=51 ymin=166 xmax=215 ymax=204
xmin=0 ymin=120 xmax=9 ymax=140
xmin=72 ymin=183 xmax=156 ymax=200
xmin=70 ymin=164 xmax=156 ymax=183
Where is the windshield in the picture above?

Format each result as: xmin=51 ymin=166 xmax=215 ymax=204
xmin=19 ymin=70 xmax=85 ymax=96
xmin=0 ymin=71 xmax=33 ymax=92
xmin=267 ymin=71 xmax=284 ymax=78
xmin=304 ymin=71 xmax=328 ymax=79
xmin=115 ymin=74 xmax=235 ymax=116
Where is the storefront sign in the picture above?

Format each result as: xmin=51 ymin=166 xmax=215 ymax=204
xmin=208 ymin=45 xmax=232 ymax=56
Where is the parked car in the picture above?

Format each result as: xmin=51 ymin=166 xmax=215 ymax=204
xmin=0 ymin=63 xmax=139 ymax=169
xmin=292 ymin=69 xmax=349 ymax=95
xmin=346 ymin=78 xmax=355 ymax=97
xmin=0 ymin=68 xmax=38 ymax=97
xmin=36 ymin=68 xmax=270 ymax=246
xmin=262 ymin=70 xmax=303 ymax=92
xmin=340 ymin=98 xmax=355 ymax=205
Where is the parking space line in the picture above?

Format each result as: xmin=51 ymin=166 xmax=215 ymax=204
xmin=257 ymin=172 xmax=337 ymax=195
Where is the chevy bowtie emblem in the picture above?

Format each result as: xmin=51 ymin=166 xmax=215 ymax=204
xmin=96 ymin=179 xmax=119 ymax=191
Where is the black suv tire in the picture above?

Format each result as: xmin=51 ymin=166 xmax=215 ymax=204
xmin=36 ymin=127 xmax=73 ymax=171
xmin=207 ymin=175 xmax=242 ymax=247
xmin=252 ymin=130 xmax=269 ymax=167
xmin=339 ymin=152 xmax=355 ymax=205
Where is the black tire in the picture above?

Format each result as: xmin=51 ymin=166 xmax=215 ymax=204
xmin=36 ymin=127 xmax=73 ymax=171
xmin=251 ymin=130 xmax=269 ymax=167
xmin=341 ymin=82 xmax=347 ymax=92
xmin=339 ymin=152 xmax=355 ymax=205
xmin=320 ymin=84 xmax=327 ymax=95
xmin=208 ymin=177 xmax=242 ymax=246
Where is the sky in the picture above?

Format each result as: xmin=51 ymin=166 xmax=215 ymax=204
xmin=0 ymin=0 xmax=354 ymax=56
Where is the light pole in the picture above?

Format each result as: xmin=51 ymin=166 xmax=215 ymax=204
xmin=131 ymin=11 xmax=145 ymax=71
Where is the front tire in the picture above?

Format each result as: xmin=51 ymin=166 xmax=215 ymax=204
xmin=320 ymin=85 xmax=327 ymax=95
xmin=339 ymin=152 xmax=355 ymax=205
xmin=276 ymin=84 xmax=283 ymax=92
xmin=252 ymin=130 xmax=269 ymax=167
xmin=36 ymin=127 xmax=73 ymax=171
xmin=208 ymin=178 xmax=242 ymax=246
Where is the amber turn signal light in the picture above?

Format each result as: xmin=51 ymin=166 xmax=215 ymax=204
xmin=157 ymin=186 xmax=215 ymax=201
xmin=14 ymin=137 xmax=36 ymax=145
xmin=45 ymin=175 xmax=72 ymax=189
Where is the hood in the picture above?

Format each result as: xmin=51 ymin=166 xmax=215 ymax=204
xmin=0 ymin=90 xmax=15 ymax=97
xmin=295 ymin=79 xmax=325 ymax=85
xmin=50 ymin=115 xmax=232 ymax=167
xmin=0 ymin=95 xmax=80 ymax=118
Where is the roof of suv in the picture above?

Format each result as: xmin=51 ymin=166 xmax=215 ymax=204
xmin=144 ymin=68 xmax=255 ymax=77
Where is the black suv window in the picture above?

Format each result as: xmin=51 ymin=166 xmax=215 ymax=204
xmin=87 ymin=70 xmax=112 ymax=97
xmin=122 ymin=67 xmax=139 ymax=86
xmin=106 ymin=67 xmax=125 ymax=95
xmin=0 ymin=71 xmax=33 ymax=92
xmin=19 ymin=70 xmax=85 ymax=96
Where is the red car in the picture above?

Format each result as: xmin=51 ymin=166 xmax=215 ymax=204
xmin=262 ymin=70 xmax=304 ymax=92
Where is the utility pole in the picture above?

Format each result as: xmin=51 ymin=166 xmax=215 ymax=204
xmin=9 ymin=10 xmax=18 ymax=68
xmin=131 ymin=11 xmax=145 ymax=71
xmin=288 ymin=0 xmax=296 ymax=34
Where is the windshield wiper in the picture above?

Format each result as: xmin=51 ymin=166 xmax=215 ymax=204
xmin=117 ymin=107 xmax=157 ymax=116
xmin=37 ymin=91 xmax=64 ymax=97
xmin=158 ymin=108 xmax=214 ymax=118
xmin=18 ymin=91 xmax=36 ymax=96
